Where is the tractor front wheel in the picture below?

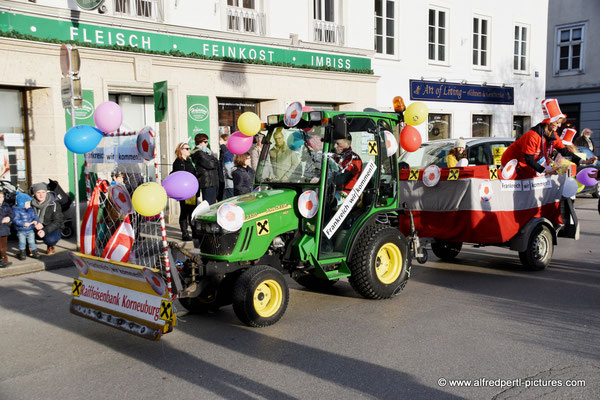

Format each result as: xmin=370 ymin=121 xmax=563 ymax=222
xmin=232 ymin=265 xmax=289 ymax=327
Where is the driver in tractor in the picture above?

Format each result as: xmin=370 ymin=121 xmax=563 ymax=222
xmin=330 ymin=137 xmax=363 ymax=203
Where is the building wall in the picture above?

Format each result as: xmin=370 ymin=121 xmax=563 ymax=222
xmin=373 ymin=0 xmax=548 ymax=141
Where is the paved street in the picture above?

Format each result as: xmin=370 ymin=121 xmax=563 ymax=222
xmin=0 ymin=198 xmax=599 ymax=400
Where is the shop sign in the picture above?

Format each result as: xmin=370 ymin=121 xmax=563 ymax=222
xmin=187 ymin=95 xmax=210 ymax=139
xmin=66 ymin=99 xmax=95 ymax=122
xmin=410 ymin=79 xmax=514 ymax=105
xmin=1 ymin=13 xmax=371 ymax=72
xmin=153 ymin=81 xmax=167 ymax=123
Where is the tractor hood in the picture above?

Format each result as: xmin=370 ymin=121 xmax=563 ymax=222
xmin=194 ymin=189 xmax=299 ymax=224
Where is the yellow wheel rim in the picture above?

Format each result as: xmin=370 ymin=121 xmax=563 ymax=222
xmin=253 ymin=279 xmax=283 ymax=318
xmin=375 ymin=243 xmax=403 ymax=284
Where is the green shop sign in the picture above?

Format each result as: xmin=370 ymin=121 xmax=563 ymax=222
xmin=187 ymin=95 xmax=210 ymax=140
xmin=0 ymin=12 xmax=371 ymax=72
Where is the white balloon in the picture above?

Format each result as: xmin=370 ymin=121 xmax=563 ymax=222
xmin=479 ymin=181 xmax=493 ymax=201
xmin=384 ymin=130 xmax=398 ymax=157
xmin=456 ymin=158 xmax=468 ymax=167
xmin=298 ymin=190 xmax=319 ymax=219
xmin=216 ymin=203 xmax=245 ymax=232
xmin=562 ymin=177 xmax=579 ymax=198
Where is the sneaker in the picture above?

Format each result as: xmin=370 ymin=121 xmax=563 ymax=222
xmin=0 ymin=260 xmax=10 ymax=268
xmin=30 ymin=250 xmax=40 ymax=259
xmin=16 ymin=251 xmax=26 ymax=261
xmin=46 ymin=246 xmax=55 ymax=255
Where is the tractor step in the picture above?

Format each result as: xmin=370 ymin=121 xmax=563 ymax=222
xmin=325 ymin=269 xmax=351 ymax=280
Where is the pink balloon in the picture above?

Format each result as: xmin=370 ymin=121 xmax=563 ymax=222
xmin=94 ymin=101 xmax=123 ymax=133
xmin=227 ymin=131 xmax=253 ymax=155
xmin=302 ymin=106 xmax=314 ymax=112
xmin=576 ymin=167 xmax=599 ymax=186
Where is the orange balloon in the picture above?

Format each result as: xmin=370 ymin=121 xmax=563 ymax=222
xmin=400 ymin=125 xmax=422 ymax=152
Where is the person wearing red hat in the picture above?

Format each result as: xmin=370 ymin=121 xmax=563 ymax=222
xmin=501 ymin=99 xmax=597 ymax=179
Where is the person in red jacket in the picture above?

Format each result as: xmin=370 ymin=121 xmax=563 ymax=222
xmin=501 ymin=99 xmax=597 ymax=179
xmin=331 ymin=138 xmax=362 ymax=194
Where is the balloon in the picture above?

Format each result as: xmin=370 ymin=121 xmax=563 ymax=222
xmin=132 ymin=182 xmax=168 ymax=216
xmin=284 ymin=102 xmax=303 ymax=127
xmin=479 ymin=181 xmax=493 ymax=201
xmin=238 ymin=112 xmax=261 ymax=136
xmin=562 ymin=177 xmax=579 ymax=198
xmin=384 ymin=130 xmax=398 ymax=157
xmin=404 ymin=102 xmax=429 ymax=126
xmin=64 ymin=125 xmax=104 ymax=154
xmin=302 ymin=106 xmax=314 ymax=112
xmin=162 ymin=171 xmax=199 ymax=201
xmin=94 ymin=101 xmax=123 ymax=134
xmin=227 ymin=131 xmax=253 ymax=155
xmin=287 ymin=130 xmax=304 ymax=151
xmin=400 ymin=125 xmax=422 ymax=152
xmin=457 ymin=158 xmax=469 ymax=167
xmin=577 ymin=182 xmax=585 ymax=193
xmin=217 ymin=203 xmax=245 ymax=232
xmin=136 ymin=126 xmax=156 ymax=161
xmin=502 ymin=159 xmax=518 ymax=180
xmin=576 ymin=167 xmax=599 ymax=187
xmin=298 ymin=190 xmax=319 ymax=219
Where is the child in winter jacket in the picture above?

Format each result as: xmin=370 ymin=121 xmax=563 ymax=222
xmin=13 ymin=192 xmax=39 ymax=260
xmin=0 ymin=189 xmax=13 ymax=267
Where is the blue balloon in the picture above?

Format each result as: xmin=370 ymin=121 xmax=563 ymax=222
xmin=64 ymin=125 xmax=104 ymax=154
xmin=287 ymin=130 xmax=304 ymax=151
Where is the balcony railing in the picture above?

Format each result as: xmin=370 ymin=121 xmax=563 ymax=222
xmin=114 ymin=0 xmax=164 ymax=22
xmin=313 ymin=20 xmax=344 ymax=46
xmin=227 ymin=6 xmax=265 ymax=36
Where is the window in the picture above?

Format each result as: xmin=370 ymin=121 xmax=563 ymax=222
xmin=514 ymin=24 xmax=528 ymax=71
xmin=313 ymin=0 xmax=343 ymax=44
xmin=0 ymin=88 xmax=29 ymax=191
xmin=472 ymin=114 xmax=491 ymax=137
xmin=428 ymin=8 xmax=447 ymax=62
xmin=375 ymin=0 xmax=395 ymax=55
xmin=513 ymin=115 xmax=531 ymax=138
xmin=555 ymin=23 xmax=585 ymax=74
xmin=314 ymin=0 xmax=334 ymax=22
xmin=218 ymin=99 xmax=258 ymax=137
xmin=473 ymin=17 xmax=489 ymax=67
xmin=114 ymin=0 xmax=162 ymax=20
xmin=428 ymin=113 xmax=451 ymax=140
xmin=227 ymin=0 xmax=263 ymax=35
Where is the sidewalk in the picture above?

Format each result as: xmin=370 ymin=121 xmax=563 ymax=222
xmin=0 ymin=223 xmax=186 ymax=279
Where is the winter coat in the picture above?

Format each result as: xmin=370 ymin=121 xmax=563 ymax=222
xmin=232 ymin=166 xmax=255 ymax=196
xmin=13 ymin=206 xmax=38 ymax=232
xmin=172 ymin=157 xmax=197 ymax=175
xmin=0 ymin=202 xmax=13 ymax=236
xmin=190 ymin=148 xmax=219 ymax=189
xmin=31 ymin=192 xmax=63 ymax=235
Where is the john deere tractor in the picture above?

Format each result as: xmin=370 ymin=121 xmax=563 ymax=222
xmin=171 ymin=110 xmax=411 ymax=327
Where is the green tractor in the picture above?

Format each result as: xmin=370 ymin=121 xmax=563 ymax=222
xmin=171 ymin=110 xmax=411 ymax=327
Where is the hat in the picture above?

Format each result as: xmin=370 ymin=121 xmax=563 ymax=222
xmin=541 ymin=99 xmax=567 ymax=124
xmin=454 ymin=138 xmax=466 ymax=149
xmin=560 ymin=128 xmax=577 ymax=146
xmin=16 ymin=192 xmax=32 ymax=208
xmin=31 ymin=182 xmax=48 ymax=194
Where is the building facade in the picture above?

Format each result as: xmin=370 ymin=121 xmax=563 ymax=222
xmin=0 ymin=0 xmax=549 ymax=212
xmin=546 ymin=0 xmax=600 ymax=153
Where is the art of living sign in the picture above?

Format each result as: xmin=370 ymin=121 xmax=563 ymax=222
xmin=410 ymin=79 xmax=514 ymax=105
xmin=0 ymin=13 xmax=371 ymax=72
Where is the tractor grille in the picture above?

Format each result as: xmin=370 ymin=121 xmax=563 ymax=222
xmin=196 ymin=232 xmax=239 ymax=256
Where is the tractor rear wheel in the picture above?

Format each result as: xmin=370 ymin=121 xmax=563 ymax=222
xmin=348 ymin=225 xmax=410 ymax=299
xmin=232 ymin=265 xmax=289 ymax=327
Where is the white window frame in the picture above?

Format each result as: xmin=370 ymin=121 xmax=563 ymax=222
xmin=472 ymin=15 xmax=491 ymax=70
xmin=375 ymin=0 xmax=397 ymax=58
xmin=554 ymin=22 xmax=586 ymax=76
xmin=428 ymin=6 xmax=449 ymax=65
xmin=513 ymin=23 xmax=529 ymax=74
xmin=314 ymin=0 xmax=335 ymax=22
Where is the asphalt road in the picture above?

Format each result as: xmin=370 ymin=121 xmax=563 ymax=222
xmin=1 ymin=198 xmax=599 ymax=400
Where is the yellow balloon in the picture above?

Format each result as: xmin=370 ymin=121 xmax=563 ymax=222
xmin=577 ymin=181 xmax=585 ymax=193
xmin=238 ymin=112 xmax=261 ymax=136
xmin=132 ymin=182 xmax=168 ymax=216
xmin=404 ymin=102 xmax=429 ymax=126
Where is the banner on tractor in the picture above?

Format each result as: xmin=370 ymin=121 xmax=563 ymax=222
xmin=69 ymin=252 xmax=175 ymax=341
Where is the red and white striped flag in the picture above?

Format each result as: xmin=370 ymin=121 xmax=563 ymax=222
xmin=102 ymin=215 xmax=135 ymax=262
xmin=80 ymin=181 xmax=107 ymax=255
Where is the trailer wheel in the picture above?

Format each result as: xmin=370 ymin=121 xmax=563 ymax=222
xmin=519 ymin=225 xmax=553 ymax=271
xmin=232 ymin=265 xmax=289 ymax=327
xmin=431 ymin=240 xmax=462 ymax=260
xmin=348 ymin=225 xmax=410 ymax=299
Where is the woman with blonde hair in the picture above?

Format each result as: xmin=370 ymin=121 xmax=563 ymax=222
xmin=172 ymin=142 xmax=197 ymax=241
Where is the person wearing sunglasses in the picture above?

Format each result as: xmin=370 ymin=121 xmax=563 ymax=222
xmin=191 ymin=133 xmax=220 ymax=205
xmin=173 ymin=142 xmax=197 ymax=241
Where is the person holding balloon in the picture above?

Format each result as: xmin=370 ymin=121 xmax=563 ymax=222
xmin=501 ymin=99 xmax=597 ymax=179
xmin=172 ymin=142 xmax=197 ymax=241
xmin=191 ymin=134 xmax=220 ymax=205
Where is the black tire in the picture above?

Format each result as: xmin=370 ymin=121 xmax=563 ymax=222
xmin=178 ymin=275 xmax=236 ymax=313
xmin=61 ymin=224 xmax=73 ymax=239
xmin=232 ymin=265 xmax=289 ymax=327
xmin=348 ymin=225 xmax=411 ymax=299
xmin=431 ymin=240 xmax=462 ymax=260
xmin=518 ymin=225 xmax=553 ymax=271
xmin=178 ymin=296 xmax=219 ymax=314
xmin=416 ymin=248 xmax=428 ymax=264
xmin=293 ymin=273 xmax=338 ymax=292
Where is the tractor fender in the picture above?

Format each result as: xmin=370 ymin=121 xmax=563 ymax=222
xmin=508 ymin=218 xmax=557 ymax=252
xmin=347 ymin=210 xmax=398 ymax=259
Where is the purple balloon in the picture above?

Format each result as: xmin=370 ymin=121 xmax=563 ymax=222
xmin=227 ymin=131 xmax=253 ymax=155
xmin=94 ymin=101 xmax=123 ymax=134
xmin=162 ymin=171 xmax=199 ymax=201
xmin=576 ymin=167 xmax=599 ymax=187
